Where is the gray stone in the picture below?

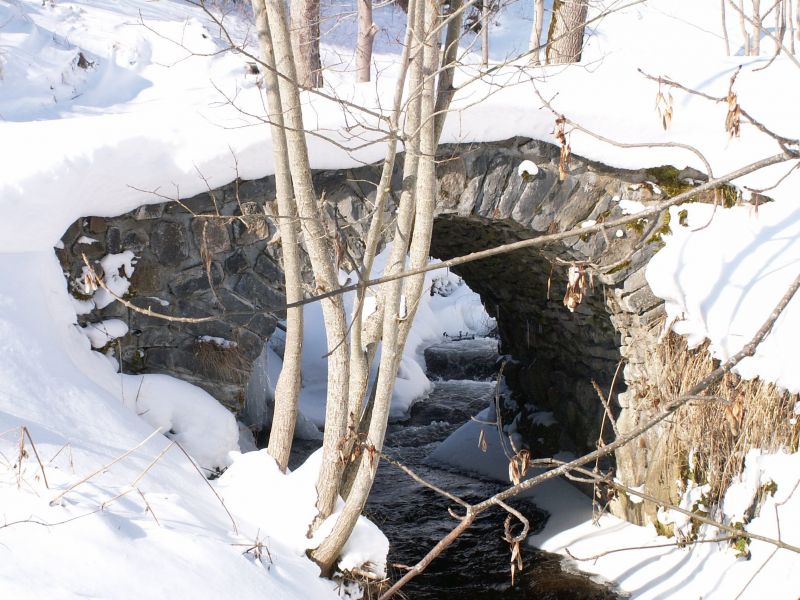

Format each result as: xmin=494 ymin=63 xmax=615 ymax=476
xmin=224 ymin=249 xmax=251 ymax=275
xmin=169 ymin=263 xmax=224 ymax=297
xmin=622 ymin=285 xmax=661 ymax=314
xmin=175 ymin=192 xmax=218 ymax=215
xmin=106 ymin=227 xmax=122 ymax=254
xmin=191 ymin=217 xmax=231 ymax=256
xmin=233 ymin=202 xmax=271 ymax=245
xmin=254 ymin=253 xmax=283 ymax=283
xmin=129 ymin=261 xmax=163 ymax=294
xmin=151 ymin=221 xmax=188 ymax=265
xmin=234 ymin=273 xmax=286 ymax=311
xmin=123 ymin=230 xmax=149 ymax=253
xmin=246 ymin=313 xmax=277 ymax=338
xmin=87 ymin=216 xmax=108 ymax=234
xmin=134 ymin=204 xmax=165 ymax=220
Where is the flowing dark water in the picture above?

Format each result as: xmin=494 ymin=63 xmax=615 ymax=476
xmin=291 ymin=341 xmax=623 ymax=599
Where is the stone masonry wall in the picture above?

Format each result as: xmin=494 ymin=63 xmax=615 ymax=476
xmin=59 ymin=137 xmax=713 ymax=524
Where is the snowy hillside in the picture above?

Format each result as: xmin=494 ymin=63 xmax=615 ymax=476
xmin=1 ymin=0 xmax=799 ymax=598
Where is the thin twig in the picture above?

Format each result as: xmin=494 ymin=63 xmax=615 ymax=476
xmin=50 ymin=429 xmax=162 ymax=506
xmin=565 ymin=535 xmax=735 ymax=562
xmin=173 ymin=441 xmax=238 ymax=535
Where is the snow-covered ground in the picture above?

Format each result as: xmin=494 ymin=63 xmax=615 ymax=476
xmin=431 ymin=400 xmax=800 ymax=599
xmin=1 ymin=0 xmax=799 ymax=598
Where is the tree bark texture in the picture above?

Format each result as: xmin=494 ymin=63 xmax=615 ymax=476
xmin=290 ymin=0 xmax=323 ymax=87
xmin=433 ymin=0 xmax=463 ymax=142
xmin=356 ymin=0 xmax=379 ymax=81
xmin=529 ymin=0 xmax=545 ymax=64
xmin=263 ymin=0 xmax=351 ymax=529
xmin=309 ymin=0 xmax=433 ymax=575
xmin=546 ymin=0 xmax=588 ymax=64
xmin=250 ymin=0 xmax=305 ymax=473
xmin=752 ymin=0 xmax=762 ymax=54
xmin=481 ymin=0 xmax=490 ymax=66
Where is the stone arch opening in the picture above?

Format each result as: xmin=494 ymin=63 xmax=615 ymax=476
xmin=56 ymin=137 xmax=686 ymax=522
xmin=429 ymin=214 xmax=622 ymax=455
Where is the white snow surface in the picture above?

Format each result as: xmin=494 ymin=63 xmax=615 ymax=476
xmin=0 ymin=252 xmax=363 ymax=600
xmin=2 ymin=0 xmax=800 ymax=598
xmin=647 ymin=201 xmax=800 ymax=393
xmin=431 ymin=405 xmax=800 ymax=599
xmin=81 ymin=317 xmax=128 ymax=349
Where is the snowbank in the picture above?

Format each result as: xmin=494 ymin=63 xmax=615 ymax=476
xmin=648 ymin=201 xmax=800 ymax=393
xmin=431 ymin=402 xmax=800 ymax=599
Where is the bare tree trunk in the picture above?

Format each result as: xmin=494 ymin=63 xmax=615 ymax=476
xmin=776 ymin=0 xmax=787 ymax=54
xmin=343 ymin=0 xmax=421 ymax=488
xmin=481 ymin=0 xmax=490 ymax=66
xmin=433 ymin=0 xmax=463 ymax=142
xmin=721 ymin=0 xmax=731 ymax=55
xmin=529 ymin=0 xmax=545 ymax=64
xmin=250 ymin=0 xmax=304 ymax=473
xmin=356 ymin=0 xmax=378 ymax=82
xmin=290 ymin=0 xmax=323 ymax=87
xmin=752 ymin=0 xmax=762 ymax=54
xmin=263 ymin=0 xmax=350 ymax=529
xmin=739 ymin=0 xmax=752 ymax=54
xmin=309 ymin=0 xmax=435 ymax=575
xmin=546 ymin=0 xmax=589 ymax=64
xmin=796 ymin=0 xmax=800 ymax=44
xmin=789 ymin=0 xmax=796 ymax=52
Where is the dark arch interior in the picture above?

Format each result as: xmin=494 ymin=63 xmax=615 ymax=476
xmin=429 ymin=214 xmax=624 ymax=455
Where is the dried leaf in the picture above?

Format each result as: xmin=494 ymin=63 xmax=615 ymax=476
xmin=655 ymin=87 xmax=674 ymax=130
xmin=519 ymin=449 xmax=530 ymax=475
xmin=563 ymin=265 xmax=588 ymax=312
xmin=509 ymin=459 xmax=521 ymax=485
xmin=555 ymin=115 xmax=571 ymax=181
xmin=478 ymin=429 xmax=488 ymax=453
xmin=510 ymin=540 xmax=521 ymax=564
xmin=725 ymin=69 xmax=742 ymax=139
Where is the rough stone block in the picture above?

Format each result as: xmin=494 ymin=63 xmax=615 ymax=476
xmin=106 ymin=227 xmax=121 ymax=254
xmin=234 ymin=273 xmax=286 ymax=311
xmin=129 ymin=261 xmax=163 ymax=294
xmin=254 ymin=252 xmax=283 ymax=283
xmin=191 ymin=217 xmax=231 ymax=256
xmin=621 ymin=286 xmax=661 ymax=314
xmin=134 ymin=204 xmax=165 ymax=220
xmin=151 ymin=221 xmax=188 ymax=265
xmin=168 ymin=263 xmax=224 ymax=297
xmin=224 ymin=249 xmax=250 ymax=275
xmin=233 ymin=202 xmax=271 ymax=245
xmin=123 ymin=230 xmax=149 ymax=253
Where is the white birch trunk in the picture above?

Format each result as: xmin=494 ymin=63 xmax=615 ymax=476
xmin=250 ymin=0 xmax=304 ymax=473
xmin=309 ymin=0 xmax=434 ymax=574
xmin=721 ymin=0 xmax=732 ymax=55
xmin=739 ymin=0 xmax=752 ymax=55
xmin=482 ymin=1 xmax=490 ymax=67
xmin=263 ymin=0 xmax=350 ymax=529
xmin=529 ymin=0 xmax=545 ymax=64
xmin=434 ymin=0 xmax=463 ymax=142
xmin=752 ymin=0 xmax=762 ymax=54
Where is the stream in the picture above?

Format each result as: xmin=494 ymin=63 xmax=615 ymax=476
xmin=291 ymin=339 xmax=623 ymax=599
